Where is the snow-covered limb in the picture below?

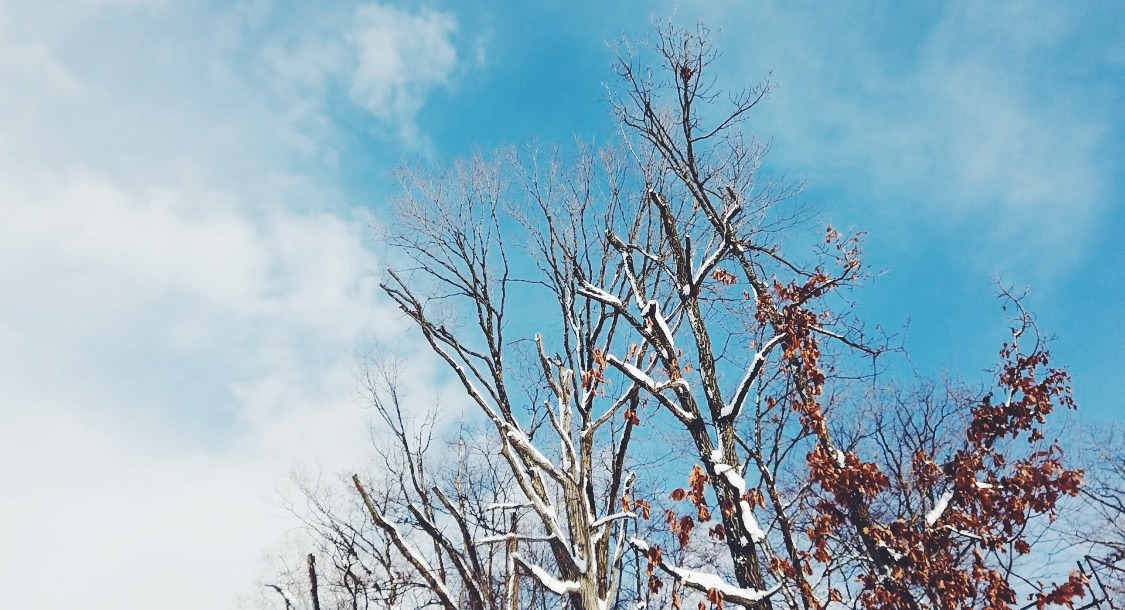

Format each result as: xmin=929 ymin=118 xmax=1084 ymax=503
xmin=722 ymin=334 xmax=785 ymax=419
xmin=590 ymin=511 xmax=636 ymax=529
xmin=502 ymin=423 xmax=561 ymax=479
xmin=532 ymin=335 xmax=579 ymax=473
xmin=605 ymin=231 xmax=648 ymax=311
xmin=486 ymin=502 xmax=531 ymax=511
xmin=713 ymin=461 xmax=746 ymax=492
xmin=495 ymin=437 xmax=571 ymax=559
xmin=628 ymin=537 xmax=782 ymax=606
xmin=738 ymin=500 xmax=767 ymax=543
xmin=665 ymin=378 xmax=691 ymax=393
xmin=689 ymin=241 xmax=729 ymax=294
xmin=943 ymin=525 xmax=985 ymax=542
xmin=477 ymin=532 xmax=559 ymax=545
xmin=925 ymin=490 xmax=955 ymax=526
xmin=645 ymin=300 xmax=676 ymax=358
xmin=505 ymin=542 xmax=518 ymax=610
xmin=712 ymin=460 xmax=767 ymax=544
xmin=606 ymin=355 xmax=696 ymax=423
xmin=542 ymin=392 xmax=579 ymax=475
xmin=615 ymin=357 xmax=657 ymax=390
xmin=353 ymin=475 xmax=457 ymax=607
xmin=668 ymin=566 xmax=782 ymax=605
xmin=576 ymin=282 xmax=624 ymax=308
xmin=723 ymin=201 xmax=742 ymax=222
xmin=513 ymin=554 xmax=581 ymax=595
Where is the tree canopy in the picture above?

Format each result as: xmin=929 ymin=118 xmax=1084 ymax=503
xmin=263 ymin=21 xmax=1106 ymax=610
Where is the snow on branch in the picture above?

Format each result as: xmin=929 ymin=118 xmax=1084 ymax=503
xmin=925 ymin=490 xmax=955 ymax=527
xmin=606 ymin=355 xmax=696 ymax=423
xmin=590 ymin=511 xmax=636 ymax=529
xmin=737 ymin=500 xmax=767 ymax=543
xmin=493 ymin=442 xmax=577 ymax=573
xmin=712 ymin=461 xmax=745 ymax=492
xmin=485 ymin=502 xmax=531 ymax=511
xmin=501 ymin=423 xmax=561 ymax=479
xmin=512 ymin=553 xmax=581 ymax=595
xmin=576 ymin=282 xmax=624 ymax=308
xmin=668 ymin=566 xmax=781 ymax=605
xmin=606 ymin=230 xmax=648 ymax=311
xmin=629 ymin=538 xmax=781 ymax=606
xmin=689 ymin=241 xmax=729 ymax=294
xmin=712 ymin=460 xmax=766 ymax=543
xmin=477 ymin=532 xmax=558 ymax=545
xmin=644 ymin=300 xmax=676 ymax=358
xmin=353 ymin=475 xmax=457 ymax=608
xmin=722 ymin=334 xmax=784 ymax=419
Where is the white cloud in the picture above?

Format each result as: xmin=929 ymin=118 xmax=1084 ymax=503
xmin=0 ymin=159 xmax=404 ymax=610
xmin=0 ymin=1 xmax=460 ymax=608
xmin=251 ymin=2 xmax=464 ymax=148
xmin=348 ymin=3 xmax=459 ymax=144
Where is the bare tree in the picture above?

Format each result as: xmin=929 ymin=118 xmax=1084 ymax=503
xmin=271 ymin=21 xmax=1090 ymax=610
xmin=1070 ymin=423 xmax=1125 ymax=606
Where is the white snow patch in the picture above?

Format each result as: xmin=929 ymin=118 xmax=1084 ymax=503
xmin=577 ymin=283 xmax=623 ymax=308
xmin=520 ymin=556 xmax=580 ymax=595
xmin=668 ymin=567 xmax=781 ymax=604
xmin=877 ymin=541 xmax=904 ymax=561
xmin=714 ymin=463 xmax=746 ymax=493
xmin=925 ymin=490 xmax=955 ymax=526
xmin=738 ymin=500 xmax=766 ymax=542
xmin=619 ymin=360 xmax=656 ymax=390
xmin=590 ymin=512 xmax=634 ymax=528
xmin=649 ymin=300 xmax=675 ymax=356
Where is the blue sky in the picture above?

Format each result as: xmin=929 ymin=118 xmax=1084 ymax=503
xmin=0 ymin=1 xmax=1121 ymax=608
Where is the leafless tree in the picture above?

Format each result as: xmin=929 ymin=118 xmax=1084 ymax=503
xmin=1069 ymin=423 xmax=1125 ymax=606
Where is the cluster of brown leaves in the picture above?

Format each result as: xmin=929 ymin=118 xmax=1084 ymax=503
xmin=581 ymin=348 xmax=609 ymax=393
xmin=668 ymin=465 xmax=714 ymax=546
xmin=712 ymin=268 xmax=738 ymax=286
xmin=806 ymin=340 xmax=1085 ymax=610
xmin=641 ymin=464 xmax=742 ymax=608
xmin=622 ymin=495 xmax=652 ymax=520
xmin=758 ymin=246 xmax=1086 ymax=609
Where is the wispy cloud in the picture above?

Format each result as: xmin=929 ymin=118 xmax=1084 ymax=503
xmin=254 ymin=2 xmax=464 ymax=149
xmin=700 ymin=0 xmax=1116 ymax=276
xmin=349 ymin=3 xmax=459 ymax=145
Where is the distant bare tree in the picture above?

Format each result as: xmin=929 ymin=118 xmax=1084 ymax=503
xmin=1071 ymin=423 xmax=1125 ymax=606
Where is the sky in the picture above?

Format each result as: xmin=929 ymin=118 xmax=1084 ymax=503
xmin=0 ymin=1 xmax=1121 ymax=608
